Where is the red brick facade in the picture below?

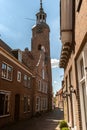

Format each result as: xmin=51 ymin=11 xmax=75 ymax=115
xmin=55 ymin=88 xmax=63 ymax=110
xmin=0 ymin=45 xmax=34 ymax=126
xmin=59 ymin=0 xmax=87 ymax=130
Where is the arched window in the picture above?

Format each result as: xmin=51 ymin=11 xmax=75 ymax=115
xmin=40 ymin=14 xmax=42 ymax=19
xmin=38 ymin=44 xmax=41 ymax=50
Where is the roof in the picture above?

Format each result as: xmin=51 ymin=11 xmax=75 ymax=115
xmin=56 ymin=88 xmax=63 ymax=96
xmin=0 ymin=39 xmax=35 ymax=71
xmin=0 ymin=39 xmax=13 ymax=55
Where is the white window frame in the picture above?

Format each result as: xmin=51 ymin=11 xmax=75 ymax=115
xmin=0 ymin=91 xmax=10 ymax=117
xmin=1 ymin=62 xmax=13 ymax=81
xmin=77 ymin=45 xmax=87 ymax=130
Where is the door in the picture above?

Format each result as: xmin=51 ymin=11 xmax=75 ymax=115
xmin=14 ymin=94 xmax=20 ymax=120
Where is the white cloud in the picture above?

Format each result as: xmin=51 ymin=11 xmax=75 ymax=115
xmin=53 ymin=81 xmax=60 ymax=88
xmin=54 ymin=81 xmax=58 ymax=84
xmin=51 ymin=58 xmax=59 ymax=68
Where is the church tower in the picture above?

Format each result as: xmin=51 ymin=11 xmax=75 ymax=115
xmin=31 ymin=0 xmax=52 ymax=113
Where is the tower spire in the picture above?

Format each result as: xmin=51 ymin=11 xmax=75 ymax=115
xmin=40 ymin=0 xmax=42 ymax=9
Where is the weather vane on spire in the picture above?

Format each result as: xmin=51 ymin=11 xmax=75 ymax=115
xmin=40 ymin=0 xmax=42 ymax=9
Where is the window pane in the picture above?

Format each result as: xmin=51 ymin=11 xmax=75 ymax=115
xmin=2 ymin=63 xmax=7 ymax=78
xmin=28 ymin=98 xmax=30 ymax=112
xmin=36 ymin=97 xmax=40 ymax=111
xmin=24 ymin=75 xmax=27 ymax=87
xmin=0 ymin=93 xmax=10 ymax=116
xmin=7 ymin=66 xmax=12 ymax=80
xmin=80 ymin=59 xmax=84 ymax=79
xmin=24 ymin=97 xmax=27 ymax=112
xmin=38 ymin=80 xmax=41 ymax=91
xmin=28 ymin=77 xmax=31 ymax=88
xmin=0 ymin=94 xmax=5 ymax=116
xmin=5 ymin=95 xmax=9 ymax=114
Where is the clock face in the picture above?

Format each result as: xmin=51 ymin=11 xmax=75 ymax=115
xmin=36 ymin=26 xmax=43 ymax=33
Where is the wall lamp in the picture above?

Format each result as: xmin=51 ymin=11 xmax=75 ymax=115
xmin=62 ymin=91 xmax=70 ymax=98
xmin=62 ymin=85 xmax=76 ymax=98
xmin=69 ymin=85 xmax=76 ymax=94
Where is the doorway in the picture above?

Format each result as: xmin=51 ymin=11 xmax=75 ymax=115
xmin=14 ymin=94 xmax=20 ymax=121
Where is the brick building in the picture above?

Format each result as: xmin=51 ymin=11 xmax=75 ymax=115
xmin=0 ymin=39 xmax=34 ymax=126
xmin=31 ymin=0 xmax=52 ymax=114
xmin=0 ymin=1 xmax=52 ymax=127
xmin=55 ymin=88 xmax=63 ymax=110
xmin=59 ymin=0 xmax=87 ymax=130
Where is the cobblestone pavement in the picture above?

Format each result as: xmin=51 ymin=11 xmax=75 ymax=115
xmin=1 ymin=108 xmax=64 ymax=130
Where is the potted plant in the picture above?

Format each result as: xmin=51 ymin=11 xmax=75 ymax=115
xmin=59 ymin=120 xmax=69 ymax=130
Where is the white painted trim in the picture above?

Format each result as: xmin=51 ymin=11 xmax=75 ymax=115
xmin=76 ymin=42 xmax=87 ymax=130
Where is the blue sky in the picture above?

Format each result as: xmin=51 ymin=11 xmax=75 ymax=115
xmin=0 ymin=0 xmax=64 ymax=95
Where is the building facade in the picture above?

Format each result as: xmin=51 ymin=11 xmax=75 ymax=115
xmin=0 ymin=1 xmax=52 ymax=127
xmin=0 ymin=40 xmax=34 ymax=126
xmin=55 ymin=88 xmax=63 ymax=110
xmin=59 ymin=0 xmax=87 ymax=130
xmin=31 ymin=1 xmax=52 ymax=114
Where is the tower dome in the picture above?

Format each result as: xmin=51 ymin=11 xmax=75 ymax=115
xmin=36 ymin=0 xmax=47 ymax=24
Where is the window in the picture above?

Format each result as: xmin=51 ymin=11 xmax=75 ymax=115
xmin=43 ymin=15 xmax=45 ymax=20
xmin=24 ymin=75 xmax=31 ymax=88
xmin=17 ymin=71 xmax=21 ymax=82
xmin=82 ymin=83 xmax=87 ymax=128
xmin=36 ymin=97 xmax=40 ymax=111
xmin=41 ymin=98 xmax=48 ymax=110
xmin=38 ymin=80 xmax=41 ymax=91
xmin=42 ymin=69 xmax=45 ymax=79
xmin=24 ymin=96 xmax=30 ymax=112
xmin=24 ymin=97 xmax=27 ymax=112
xmin=24 ymin=75 xmax=27 ymax=87
xmin=0 ymin=91 xmax=10 ymax=116
xmin=2 ymin=63 xmax=7 ymax=78
xmin=44 ymin=83 xmax=48 ymax=93
xmin=2 ymin=62 xmax=13 ymax=81
xmin=80 ymin=58 xmax=84 ymax=79
xmin=40 ymin=14 xmax=42 ymax=20
xmin=41 ymin=82 xmax=44 ymax=92
xmin=27 ymin=97 xmax=30 ymax=112
xmin=27 ymin=77 xmax=31 ymax=88
xmin=38 ymin=44 xmax=41 ymax=50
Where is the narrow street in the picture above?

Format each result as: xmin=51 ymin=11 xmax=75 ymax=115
xmin=1 ymin=108 xmax=64 ymax=130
